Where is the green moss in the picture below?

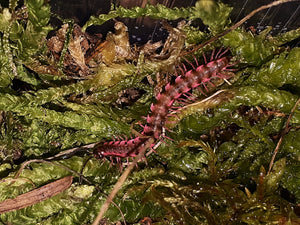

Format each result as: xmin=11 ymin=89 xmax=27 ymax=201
xmin=248 ymin=48 xmax=300 ymax=88
xmin=0 ymin=0 xmax=299 ymax=224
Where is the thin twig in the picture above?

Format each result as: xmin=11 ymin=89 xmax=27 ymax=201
xmin=46 ymin=143 xmax=97 ymax=160
xmin=267 ymin=97 xmax=300 ymax=175
xmin=181 ymin=0 xmax=299 ymax=56
xmin=14 ymin=159 xmax=92 ymax=185
xmin=92 ymin=138 xmax=155 ymax=225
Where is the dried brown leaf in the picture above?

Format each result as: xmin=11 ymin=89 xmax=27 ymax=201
xmin=98 ymin=22 xmax=133 ymax=65
xmin=0 ymin=176 xmax=73 ymax=214
xmin=68 ymin=34 xmax=89 ymax=74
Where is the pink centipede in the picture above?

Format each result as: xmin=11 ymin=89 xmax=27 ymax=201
xmin=94 ymin=50 xmax=234 ymax=161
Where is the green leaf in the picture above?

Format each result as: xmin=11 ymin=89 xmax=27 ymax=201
xmin=222 ymin=28 xmax=279 ymax=66
xmin=249 ymin=48 xmax=300 ymax=88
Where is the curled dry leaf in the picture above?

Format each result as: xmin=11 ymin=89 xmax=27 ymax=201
xmin=0 ymin=176 xmax=73 ymax=214
xmin=112 ymin=22 xmax=134 ymax=60
xmin=68 ymin=34 xmax=90 ymax=75
xmin=89 ymin=21 xmax=134 ymax=65
xmin=47 ymin=24 xmax=93 ymax=77
xmin=47 ymin=23 xmax=68 ymax=56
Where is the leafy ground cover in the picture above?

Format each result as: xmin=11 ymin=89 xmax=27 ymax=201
xmin=0 ymin=0 xmax=299 ymax=224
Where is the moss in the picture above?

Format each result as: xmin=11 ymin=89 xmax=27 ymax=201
xmin=0 ymin=0 xmax=299 ymax=224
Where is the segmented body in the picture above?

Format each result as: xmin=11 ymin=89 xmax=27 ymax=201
xmin=94 ymin=56 xmax=232 ymax=160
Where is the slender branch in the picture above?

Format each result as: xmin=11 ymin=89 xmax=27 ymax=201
xmin=46 ymin=143 xmax=97 ymax=160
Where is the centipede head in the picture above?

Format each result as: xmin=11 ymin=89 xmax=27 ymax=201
xmin=93 ymin=149 xmax=105 ymax=159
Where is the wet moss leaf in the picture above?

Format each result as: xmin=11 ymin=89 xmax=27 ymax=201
xmin=223 ymin=28 xmax=279 ymax=66
xmin=265 ymin=158 xmax=286 ymax=193
xmin=0 ymin=0 xmax=299 ymax=224
xmin=251 ymin=47 xmax=300 ymax=88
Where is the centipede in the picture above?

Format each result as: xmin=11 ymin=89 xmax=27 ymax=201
xmin=93 ymin=49 xmax=235 ymax=162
